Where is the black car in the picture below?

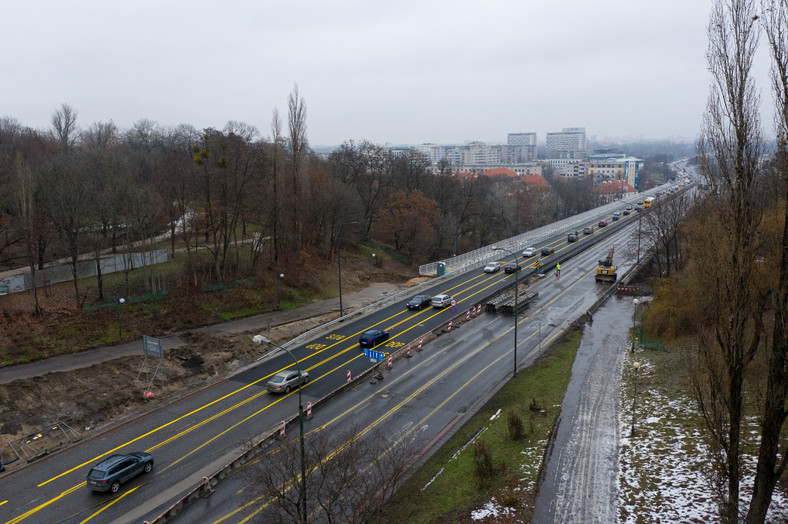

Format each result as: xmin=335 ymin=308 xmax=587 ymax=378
xmin=541 ymin=247 xmax=555 ymax=256
xmin=406 ymin=294 xmax=432 ymax=310
xmin=504 ymin=263 xmax=521 ymax=274
xmin=87 ymin=452 xmax=154 ymax=493
xmin=359 ymin=329 xmax=390 ymax=348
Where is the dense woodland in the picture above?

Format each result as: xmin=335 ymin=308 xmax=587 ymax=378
xmin=0 ymin=89 xmax=685 ymax=310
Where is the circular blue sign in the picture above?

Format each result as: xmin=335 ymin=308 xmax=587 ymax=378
xmin=450 ymin=306 xmax=457 ymax=313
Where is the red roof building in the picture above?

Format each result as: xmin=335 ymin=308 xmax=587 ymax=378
xmin=592 ymin=180 xmax=637 ymax=203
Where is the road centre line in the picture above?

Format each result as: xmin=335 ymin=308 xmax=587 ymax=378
xmin=78 ymin=484 xmax=142 ymax=524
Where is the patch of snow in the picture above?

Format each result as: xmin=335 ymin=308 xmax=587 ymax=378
xmin=471 ymin=498 xmax=515 ymax=520
xmin=489 ymin=408 xmax=502 ymax=421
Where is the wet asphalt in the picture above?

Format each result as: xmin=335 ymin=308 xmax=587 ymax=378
xmin=532 ymin=295 xmax=633 ymax=523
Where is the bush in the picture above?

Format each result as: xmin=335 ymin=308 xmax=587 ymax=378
xmin=473 ymin=439 xmax=495 ymax=481
xmin=507 ymin=409 xmax=525 ymax=440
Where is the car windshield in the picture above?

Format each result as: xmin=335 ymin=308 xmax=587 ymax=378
xmin=412 ymin=296 xmax=426 ymax=301
xmin=270 ymin=375 xmax=286 ymax=383
xmin=363 ymin=331 xmax=377 ymax=336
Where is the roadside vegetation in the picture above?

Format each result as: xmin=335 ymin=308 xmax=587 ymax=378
xmin=0 ymin=243 xmax=416 ymax=367
xmin=381 ymin=328 xmax=582 ymax=523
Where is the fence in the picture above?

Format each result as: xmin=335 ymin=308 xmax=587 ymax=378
xmin=0 ymin=250 xmax=169 ymax=295
xmin=418 ymin=193 xmax=654 ymax=277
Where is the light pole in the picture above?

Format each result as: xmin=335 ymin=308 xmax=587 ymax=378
xmin=636 ymin=211 xmax=642 ymax=267
xmin=370 ymin=253 xmax=376 ymax=272
xmin=332 ymin=221 xmax=358 ymax=318
xmin=277 ymin=273 xmax=284 ymax=310
xmin=492 ymin=246 xmax=520 ymax=377
xmin=253 ymin=335 xmax=307 ymax=523
xmin=631 ymin=361 xmax=641 ymax=437
xmin=537 ymin=318 xmax=542 ymax=376
xmin=117 ymin=297 xmax=125 ymax=340
xmin=631 ymin=298 xmax=639 ymax=351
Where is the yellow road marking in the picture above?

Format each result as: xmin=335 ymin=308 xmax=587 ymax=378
xmin=78 ymin=484 xmax=141 ymax=524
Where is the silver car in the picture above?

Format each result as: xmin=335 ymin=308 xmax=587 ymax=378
xmin=483 ymin=262 xmax=502 ymax=273
xmin=266 ymin=369 xmax=310 ymax=394
xmin=522 ymin=247 xmax=537 ymax=257
xmin=431 ymin=294 xmax=453 ymax=308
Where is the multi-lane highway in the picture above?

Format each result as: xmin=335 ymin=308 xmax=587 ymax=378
xmin=0 ymin=184 xmax=680 ymax=524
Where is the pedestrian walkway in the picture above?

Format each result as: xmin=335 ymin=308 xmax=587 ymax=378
xmin=0 ymin=283 xmax=404 ymax=385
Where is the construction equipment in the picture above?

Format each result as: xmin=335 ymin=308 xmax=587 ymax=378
xmin=595 ymin=245 xmax=618 ymax=283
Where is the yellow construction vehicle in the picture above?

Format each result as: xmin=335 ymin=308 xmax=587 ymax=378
xmin=595 ymin=245 xmax=617 ymax=283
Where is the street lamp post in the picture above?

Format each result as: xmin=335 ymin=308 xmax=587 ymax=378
xmin=637 ymin=211 xmax=642 ymax=267
xmin=253 ymin=335 xmax=308 ymax=523
xmin=492 ymin=246 xmax=520 ymax=377
xmin=277 ymin=273 xmax=284 ymax=310
xmin=631 ymin=361 xmax=641 ymax=437
xmin=117 ymin=297 xmax=125 ymax=340
xmin=632 ymin=298 xmax=639 ymax=351
xmin=537 ymin=319 xmax=542 ymax=376
xmin=332 ymin=221 xmax=358 ymax=318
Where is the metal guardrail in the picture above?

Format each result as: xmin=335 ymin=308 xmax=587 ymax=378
xmin=418 ymin=188 xmax=667 ymax=278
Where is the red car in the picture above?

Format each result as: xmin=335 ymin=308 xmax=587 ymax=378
xmin=598 ymin=220 xmax=608 ymax=227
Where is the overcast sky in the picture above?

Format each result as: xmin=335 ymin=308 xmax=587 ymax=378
xmin=1 ymin=1 xmax=777 ymax=146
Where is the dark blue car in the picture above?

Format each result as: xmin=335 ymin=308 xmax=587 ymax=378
xmin=359 ymin=329 xmax=390 ymax=348
xmin=87 ymin=452 xmax=153 ymax=493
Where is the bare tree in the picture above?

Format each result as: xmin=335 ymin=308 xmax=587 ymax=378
xmin=13 ymin=154 xmax=42 ymax=314
xmin=243 ymin=424 xmax=420 ymax=524
xmin=747 ymin=2 xmax=788 ymax=521
xmin=41 ymin=155 xmax=91 ymax=307
xmin=50 ymin=103 xmax=80 ymax=153
xmin=695 ymin=1 xmax=764 ymax=521
xmin=287 ymin=84 xmax=308 ymax=250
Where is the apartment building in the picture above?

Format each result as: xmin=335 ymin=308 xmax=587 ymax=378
xmin=545 ymin=127 xmax=587 ymax=159
xmin=507 ymin=132 xmax=537 ymax=162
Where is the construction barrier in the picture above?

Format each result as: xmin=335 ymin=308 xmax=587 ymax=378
xmin=306 ymin=402 xmax=312 ymax=419
xmin=201 ymin=476 xmax=213 ymax=497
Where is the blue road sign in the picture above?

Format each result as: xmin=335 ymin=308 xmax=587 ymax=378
xmin=450 ymin=306 xmax=457 ymax=313
xmin=363 ymin=348 xmax=388 ymax=361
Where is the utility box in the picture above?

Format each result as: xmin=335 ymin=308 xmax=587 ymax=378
xmin=437 ymin=262 xmax=446 ymax=276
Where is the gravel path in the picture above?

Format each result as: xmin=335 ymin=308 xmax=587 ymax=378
xmin=532 ymin=296 xmax=631 ymax=523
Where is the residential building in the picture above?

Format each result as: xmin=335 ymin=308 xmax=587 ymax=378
xmin=588 ymin=155 xmax=643 ymax=187
xmin=543 ymin=158 xmax=588 ymax=178
xmin=545 ymin=127 xmax=587 ymax=159
xmin=592 ymin=180 xmax=637 ymax=204
xmin=507 ymin=132 xmax=537 ymax=161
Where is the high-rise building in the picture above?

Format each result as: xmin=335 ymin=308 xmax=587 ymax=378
xmin=545 ymin=127 xmax=586 ymax=159
xmin=507 ymin=133 xmax=537 ymax=161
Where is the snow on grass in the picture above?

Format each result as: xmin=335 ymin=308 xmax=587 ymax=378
xmin=471 ymin=497 xmax=515 ymax=520
xmin=619 ymin=351 xmax=788 ymax=523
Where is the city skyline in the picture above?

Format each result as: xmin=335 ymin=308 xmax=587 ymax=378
xmin=3 ymin=1 xmax=774 ymax=145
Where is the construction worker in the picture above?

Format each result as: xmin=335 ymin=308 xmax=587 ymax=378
xmin=556 ymin=262 xmax=561 ymax=277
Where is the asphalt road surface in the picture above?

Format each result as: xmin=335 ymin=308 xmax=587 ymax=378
xmin=532 ymin=296 xmax=632 ymax=523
